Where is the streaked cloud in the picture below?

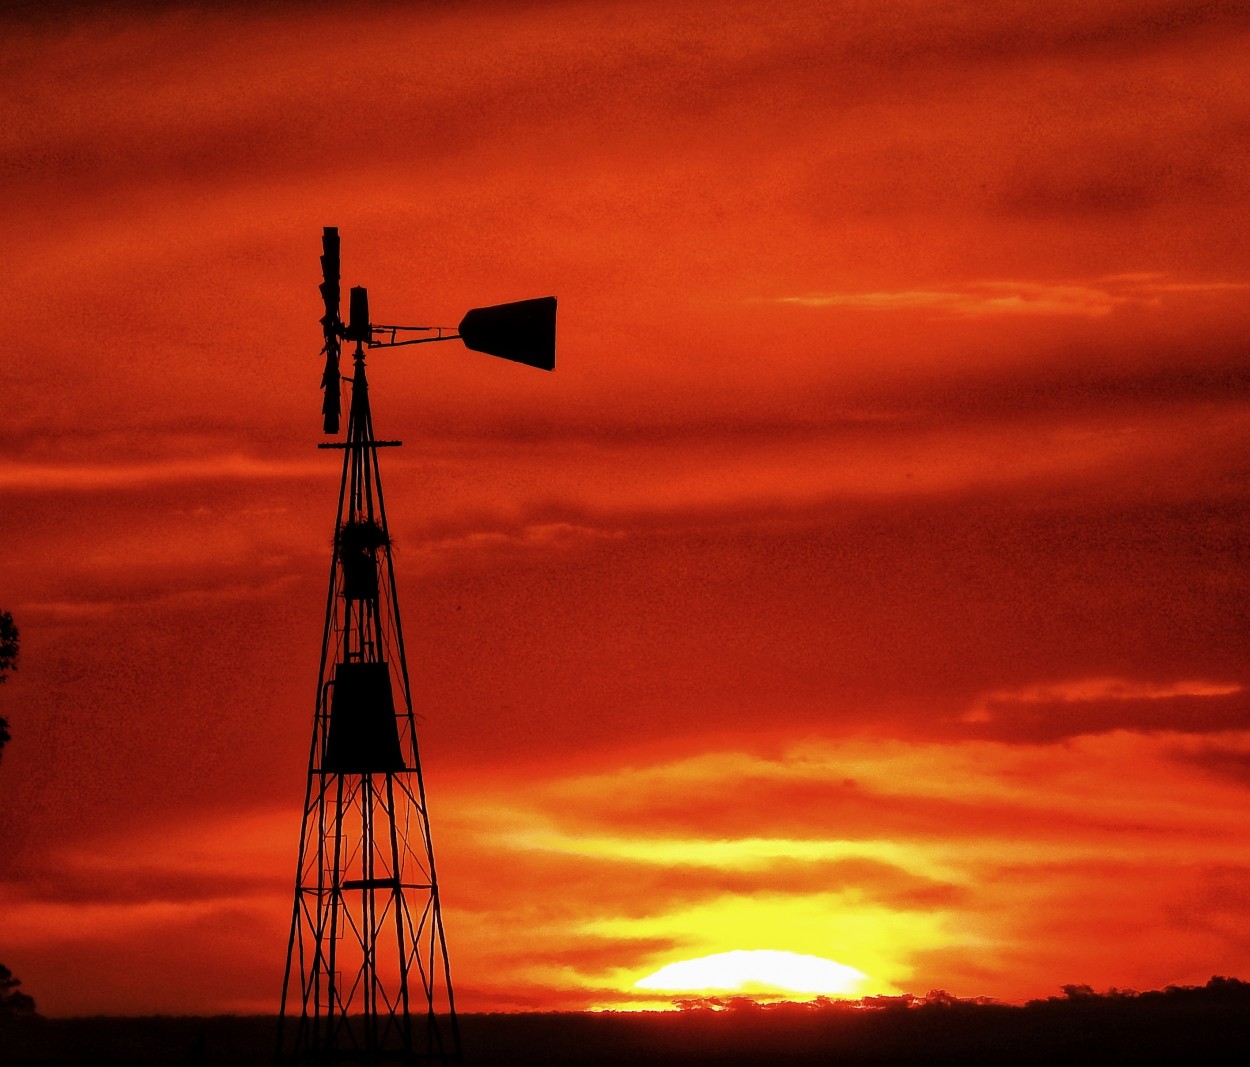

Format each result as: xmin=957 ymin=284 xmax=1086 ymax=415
xmin=777 ymin=276 xmax=1250 ymax=319
xmin=0 ymin=454 xmax=325 ymax=493
xmin=965 ymin=677 xmax=1244 ymax=722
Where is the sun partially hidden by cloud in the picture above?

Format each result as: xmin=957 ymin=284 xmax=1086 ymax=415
xmin=635 ymin=950 xmax=869 ymax=999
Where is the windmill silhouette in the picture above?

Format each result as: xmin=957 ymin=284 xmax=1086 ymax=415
xmin=278 ymin=227 xmax=555 ymax=1064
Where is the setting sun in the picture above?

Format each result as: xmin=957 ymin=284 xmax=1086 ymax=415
xmin=636 ymin=950 xmax=869 ymax=999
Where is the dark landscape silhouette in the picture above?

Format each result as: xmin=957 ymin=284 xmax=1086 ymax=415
xmin=2 ymin=978 xmax=1248 ymax=1066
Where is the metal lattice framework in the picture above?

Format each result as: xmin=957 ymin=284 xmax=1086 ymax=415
xmin=278 ymin=226 xmax=552 ymax=1064
xmin=278 ymin=347 xmax=459 ymax=1065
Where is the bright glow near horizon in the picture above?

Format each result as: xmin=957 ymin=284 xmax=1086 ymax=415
xmin=636 ymin=950 xmax=869 ymax=998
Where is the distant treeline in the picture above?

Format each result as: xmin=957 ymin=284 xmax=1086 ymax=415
xmin=668 ymin=973 xmax=1250 ymax=1014
xmin=2 ymin=978 xmax=1247 ymax=1066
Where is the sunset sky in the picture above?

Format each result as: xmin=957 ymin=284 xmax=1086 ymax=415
xmin=2 ymin=0 xmax=1250 ymax=1017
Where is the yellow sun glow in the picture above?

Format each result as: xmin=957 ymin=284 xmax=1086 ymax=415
xmin=636 ymin=950 xmax=868 ymax=997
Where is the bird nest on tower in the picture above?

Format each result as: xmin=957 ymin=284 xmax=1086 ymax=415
xmin=335 ymin=519 xmax=391 ymax=552
xmin=335 ymin=520 xmax=390 ymax=600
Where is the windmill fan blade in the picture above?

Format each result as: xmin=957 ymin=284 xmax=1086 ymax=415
xmin=320 ymin=227 xmax=341 ymax=324
xmin=320 ymin=226 xmax=342 ymax=433
xmin=458 ymin=296 xmax=556 ymax=371
xmin=321 ymin=349 xmax=341 ymax=434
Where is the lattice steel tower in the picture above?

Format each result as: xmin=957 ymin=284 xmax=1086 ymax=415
xmin=279 ymin=227 xmax=555 ymax=1065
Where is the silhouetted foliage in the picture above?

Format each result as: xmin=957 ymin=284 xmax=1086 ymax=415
xmin=0 ymin=964 xmax=36 ymax=1020
xmin=1028 ymin=975 xmax=1250 ymax=1008
xmin=0 ymin=610 xmax=16 ymax=677
xmin=0 ymin=609 xmax=17 ymax=757
xmin=1059 ymin=982 xmax=1097 ymax=999
xmin=0 ymin=620 xmax=30 ymax=1020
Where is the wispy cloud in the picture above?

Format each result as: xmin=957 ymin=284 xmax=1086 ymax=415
xmin=960 ymin=677 xmax=1249 ymax=739
xmin=417 ymin=521 xmax=626 ymax=560
xmin=777 ymin=276 xmax=1250 ymax=318
xmin=0 ymin=454 xmax=325 ymax=493
xmin=965 ymin=676 xmax=1244 ymax=721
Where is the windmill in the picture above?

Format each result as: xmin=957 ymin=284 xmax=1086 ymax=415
xmin=278 ymin=227 xmax=555 ymax=1064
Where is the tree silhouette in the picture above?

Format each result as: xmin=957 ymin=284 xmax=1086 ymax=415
xmin=0 ymin=610 xmax=17 ymax=757
xmin=0 ymin=610 xmax=16 ymax=676
xmin=0 ymin=614 xmax=31 ymax=1018
xmin=0 ymin=964 xmax=36 ymax=1019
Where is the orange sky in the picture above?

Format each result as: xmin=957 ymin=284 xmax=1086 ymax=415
xmin=2 ymin=0 xmax=1250 ymax=1016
